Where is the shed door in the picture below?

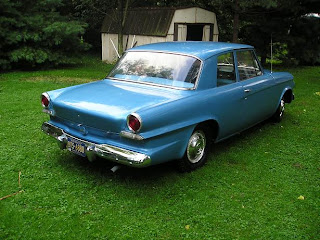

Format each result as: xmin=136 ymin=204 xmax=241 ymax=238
xmin=202 ymin=25 xmax=211 ymax=41
xmin=176 ymin=24 xmax=187 ymax=41
xmin=174 ymin=24 xmax=213 ymax=41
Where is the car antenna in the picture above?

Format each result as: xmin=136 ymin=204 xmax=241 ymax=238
xmin=110 ymin=38 xmax=120 ymax=59
xmin=270 ymin=33 xmax=273 ymax=73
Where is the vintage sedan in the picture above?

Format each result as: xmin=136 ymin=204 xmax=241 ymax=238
xmin=41 ymin=42 xmax=294 ymax=172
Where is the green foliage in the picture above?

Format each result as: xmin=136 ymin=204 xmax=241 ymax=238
xmin=2 ymin=0 xmax=317 ymax=68
xmin=287 ymin=16 xmax=320 ymax=65
xmin=0 ymin=0 xmax=90 ymax=70
xmin=0 ymin=56 xmax=319 ymax=239
xmin=236 ymin=0 xmax=320 ymax=66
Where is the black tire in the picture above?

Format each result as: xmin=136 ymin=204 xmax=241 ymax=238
xmin=272 ymin=98 xmax=285 ymax=122
xmin=176 ymin=126 xmax=211 ymax=172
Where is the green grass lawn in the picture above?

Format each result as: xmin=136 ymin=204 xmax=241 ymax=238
xmin=0 ymin=57 xmax=319 ymax=239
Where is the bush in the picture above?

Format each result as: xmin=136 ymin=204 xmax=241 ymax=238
xmin=0 ymin=0 xmax=90 ymax=70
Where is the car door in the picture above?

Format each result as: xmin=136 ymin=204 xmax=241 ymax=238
xmin=236 ymin=50 xmax=276 ymax=127
xmin=211 ymin=51 xmax=247 ymax=139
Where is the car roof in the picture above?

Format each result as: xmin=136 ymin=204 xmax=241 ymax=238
xmin=128 ymin=41 xmax=253 ymax=60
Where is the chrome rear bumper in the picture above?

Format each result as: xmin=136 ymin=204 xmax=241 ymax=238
xmin=41 ymin=122 xmax=151 ymax=167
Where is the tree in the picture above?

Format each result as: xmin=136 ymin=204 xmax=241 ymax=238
xmin=239 ymin=0 xmax=320 ymax=65
xmin=0 ymin=0 xmax=90 ymax=70
xmin=70 ymin=0 xmax=117 ymax=52
xmin=72 ymin=0 xmax=133 ymax=55
xmin=287 ymin=15 xmax=320 ymax=65
xmin=117 ymin=0 xmax=131 ymax=55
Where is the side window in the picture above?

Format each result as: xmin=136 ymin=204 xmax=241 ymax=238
xmin=217 ymin=52 xmax=236 ymax=87
xmin=237 ymin=50 xmax=262 ymax=81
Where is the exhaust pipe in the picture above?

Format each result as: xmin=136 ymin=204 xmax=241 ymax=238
xmin=110 ymin=165 xmax=121 ymax=173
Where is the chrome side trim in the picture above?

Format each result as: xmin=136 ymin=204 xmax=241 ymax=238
xmin=120 ymin=131 xmax=144 ymax=140
xmin=41 ymin=122 xmax=151 ymax=167
xmin=108 ymin=77 xmax=195 ymax=91
xmin=42 ymin=108 xmax=54 ymax=116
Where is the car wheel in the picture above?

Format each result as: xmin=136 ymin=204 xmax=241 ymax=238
xmin=177 ymin=126 xmax=210 ymax=172
xmin=273 ymin=98 xmax=285 ymax=122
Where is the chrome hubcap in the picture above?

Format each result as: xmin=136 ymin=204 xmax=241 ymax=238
xmin=279 ymin=99 xmax=285 ymax=117
xmin=187 ymin=130 xmax=206 ymax=163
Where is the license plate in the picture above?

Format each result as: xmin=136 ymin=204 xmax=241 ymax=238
xmin=67 ymin=137 xmax=86 ymax=157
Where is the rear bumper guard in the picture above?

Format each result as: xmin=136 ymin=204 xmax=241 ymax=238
xmin=41 ymin=122 xmax=151 ymax=167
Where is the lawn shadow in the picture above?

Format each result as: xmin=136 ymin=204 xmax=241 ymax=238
xmin=57 ymin=150 xmax=178 ymax=184
xmin=206 ymin=115 xmax=291 ymax=164
xmin=211 ymin=120 xmax=266 ymax=149
xmin=56 ymin=115 xmax=292 ymax=185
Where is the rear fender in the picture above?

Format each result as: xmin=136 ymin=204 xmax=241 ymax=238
xmin=140 ymin=114 xmax=218 ymax=140
xmin=136 ymin=91 xmax=221 ymax=140
xmin=141 ymin=118 xmax=219 ymax=163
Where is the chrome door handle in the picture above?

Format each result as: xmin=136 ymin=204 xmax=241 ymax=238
xmin=244 ymin=89 xmax=251 ymax=93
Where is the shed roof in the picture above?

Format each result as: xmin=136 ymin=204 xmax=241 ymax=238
xmin=101 ymin=8 xmax=176 ymax=37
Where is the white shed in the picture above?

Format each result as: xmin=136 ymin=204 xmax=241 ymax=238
xmin=101 ymin=7 xmax=219 ymax=62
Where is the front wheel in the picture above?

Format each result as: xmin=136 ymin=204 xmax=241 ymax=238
xmin=272 ymin=98 xmax=285 ymax=122
xmin=177 ymin=127 xmax=210 ymax=172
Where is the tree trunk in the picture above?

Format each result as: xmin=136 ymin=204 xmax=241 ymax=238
xmin=232 ymin=0 xmax=240 ymax=43
xmin=117 ymin=0 xmax=124 ymax=55
xmin=117 ymin=0 xmax=130 ymax=56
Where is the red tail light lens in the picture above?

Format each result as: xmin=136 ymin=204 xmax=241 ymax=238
xmin=41 ymin=93 xmax=50 ymax=107
xmin=127 ymin=114 xmax=142 ymax=132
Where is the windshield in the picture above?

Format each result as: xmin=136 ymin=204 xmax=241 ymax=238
xmin=108 ymin=51 xmax=201 ymax=89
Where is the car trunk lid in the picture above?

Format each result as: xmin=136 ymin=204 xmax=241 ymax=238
xmin=51 ymin=79 xmax=186 ymax=133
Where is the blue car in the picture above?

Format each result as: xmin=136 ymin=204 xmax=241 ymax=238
xmin=41 ymin=42 xmax=294 ymax=172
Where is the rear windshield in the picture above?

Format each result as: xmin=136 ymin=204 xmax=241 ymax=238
xmin=108 ymin=51 xmax=201 ymax=89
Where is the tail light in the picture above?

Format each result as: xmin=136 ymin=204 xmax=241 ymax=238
xmin=41 ymin=93 xmax=50 ymax=107
xmin=127 ymin=113 xmax=142 ymax=133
